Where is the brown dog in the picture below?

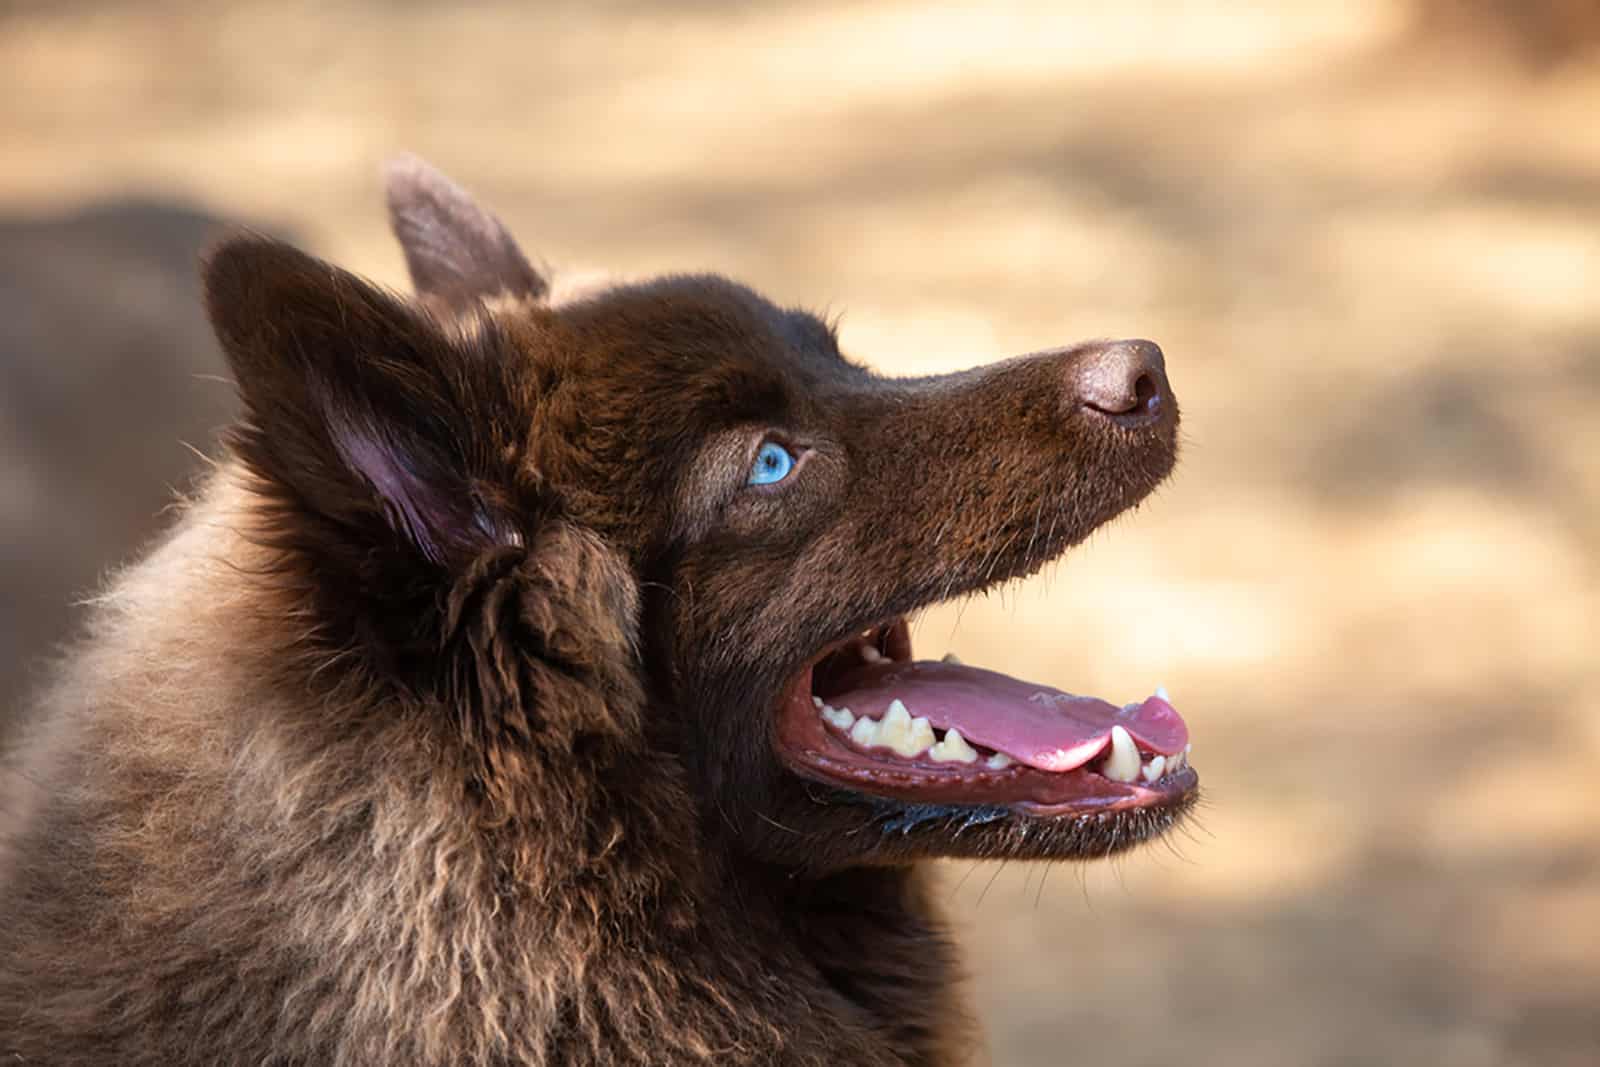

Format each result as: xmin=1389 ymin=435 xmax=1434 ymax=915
xmin=0 ymin=156 xmax=1194 ymax=1065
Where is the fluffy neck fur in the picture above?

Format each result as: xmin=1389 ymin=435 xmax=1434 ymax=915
xmin=0 ymin=470 xmax=975 ymax=1066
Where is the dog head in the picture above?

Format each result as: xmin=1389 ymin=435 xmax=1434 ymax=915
xmin=204 ymin=156 xmax=1194 ymax=875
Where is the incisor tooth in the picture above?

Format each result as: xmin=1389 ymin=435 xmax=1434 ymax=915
xmin=811 ymin=696 xmax=823 ymax=708
xmin=1104 ymin=725 xmax=1140 ymax=783
xmin=985 ymin=753 xmax=1012 ymax=770
xmin=941 ymin=652 xmax=963 ymax=665
xmin=929 ymin=727 xmax=978 ymax=764
xmin=1141 ymin=755 xmax=1167 ymax=783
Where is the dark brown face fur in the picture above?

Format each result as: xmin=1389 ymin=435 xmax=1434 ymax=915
xmin=548 ymin=283 xmax=1191 ymax=869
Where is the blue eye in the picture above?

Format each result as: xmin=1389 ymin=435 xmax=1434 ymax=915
xmin=748 ymin=441 xmax=795 ymax=486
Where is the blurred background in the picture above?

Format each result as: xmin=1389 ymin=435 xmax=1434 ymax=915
xmin=2 ymin=1 xmax=1596 ymax=1063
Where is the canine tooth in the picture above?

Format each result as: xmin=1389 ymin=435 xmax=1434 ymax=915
xmin=1155 ymin=685 xmax=1171 ymax=702
xmin=1141 ymin=755 xmax=1166 ymax=783
xmin=929 ymin=727 xmax=978 ymax=764
xmin=849 ymin=717 xmax=880 ymax=747
xmin=821 ymin=705 xmax=855 ymax=731
xmin=985 ymin=753 xmax=1012 ymax=770
xmin=941 ymin=652 xmax=963 ymax=665
xmin=1104 ymin=725 xmax=1140 ymax=783
xmin=860 ymin=644 xmax=887 ymax=664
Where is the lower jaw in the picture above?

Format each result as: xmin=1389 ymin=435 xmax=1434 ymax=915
xmin=773 ymin=663 xmax=1198 ymax=818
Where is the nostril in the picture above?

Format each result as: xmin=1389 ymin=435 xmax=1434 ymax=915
xmin=1131 ymin=372 xmax=1160 ymax=416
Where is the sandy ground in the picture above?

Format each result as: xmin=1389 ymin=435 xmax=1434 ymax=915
xmin=2 ymin=2 xmax=1597 ymax=1064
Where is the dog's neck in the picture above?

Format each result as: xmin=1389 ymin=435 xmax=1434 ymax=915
xmin=464 ymin=740 xmax=978 ymax=1064
xmin=754 ymin=863 xmax=978 ymax=1064
xmin=1 ymin=479 xmax=978 ymax=1067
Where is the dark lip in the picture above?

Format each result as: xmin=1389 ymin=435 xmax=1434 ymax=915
xmin=771 ymin=622 xmax=1198 ymax=817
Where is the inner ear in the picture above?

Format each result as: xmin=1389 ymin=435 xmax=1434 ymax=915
xmin=204 ymin=235 xmax=523 ymax=572
xmin=384 ymin=153 xmax=546 ymax=317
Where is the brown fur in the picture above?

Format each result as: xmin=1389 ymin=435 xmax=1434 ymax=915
xmin=0 ymin=157 xmax=1182 ymax=1065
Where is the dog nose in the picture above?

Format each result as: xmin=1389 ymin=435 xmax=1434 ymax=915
xmin=1070 ymin=339 xmax=1168 ymax=426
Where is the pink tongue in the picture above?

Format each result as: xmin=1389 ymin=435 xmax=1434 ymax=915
xmin=827 ymin=660 xmax=1188 ymax=772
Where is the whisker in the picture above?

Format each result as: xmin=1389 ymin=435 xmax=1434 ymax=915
xmin=975 ymin=861 xmax=1008 ymax=907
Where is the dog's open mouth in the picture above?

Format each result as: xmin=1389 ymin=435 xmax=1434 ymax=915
xmin=775 ymin=618 xmax=1196 ymax=816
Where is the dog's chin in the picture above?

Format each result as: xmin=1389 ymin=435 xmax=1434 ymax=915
xmin=770 ymin=617 xmax=1199 ymax=862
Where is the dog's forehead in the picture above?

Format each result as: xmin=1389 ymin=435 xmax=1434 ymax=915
xmin=553 ymin=273 xmax=856 ymax=386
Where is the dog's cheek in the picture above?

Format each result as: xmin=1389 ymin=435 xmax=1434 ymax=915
xmin=721 ymin=481 xmax=831 ymax=543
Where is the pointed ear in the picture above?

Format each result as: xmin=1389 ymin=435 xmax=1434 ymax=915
xmin=383 ymin=154 xmax=546 ymax=317
xmin=203 ymin=235 xmax=523 ymax=573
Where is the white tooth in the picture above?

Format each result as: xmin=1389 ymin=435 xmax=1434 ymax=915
xmin=860 ymin=644 xmax=887 ymax=664
xmin=849 ymin=717 xmax=880 ymax=747
xmin=941 ymin=652 xmax=963 ymax=665
xmin=876 ymin=700 xmax=913 ymax=751
xmin=1103 ymin=725 xmax=1140 ymax=783
xmin=821 ymin=705 xmax=855 ymax=730
xmin=902 ymin=716 xmax=936 ymax=757
xmin=985 ymin=752 xmax=1013 ymax=770
xmin=1141 ymin=755 xmax=1166 ymax=783
xmin=811 ymin=696 xmax=824 ymax=708
xmin=1155 ymin=685 xmax=1171 ymax=702
xmin=929 ymin=727 xmax=978 ymax=764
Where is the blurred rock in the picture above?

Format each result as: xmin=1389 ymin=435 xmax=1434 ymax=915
xmin=0 ymin=200 xmax=249 ymax=725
